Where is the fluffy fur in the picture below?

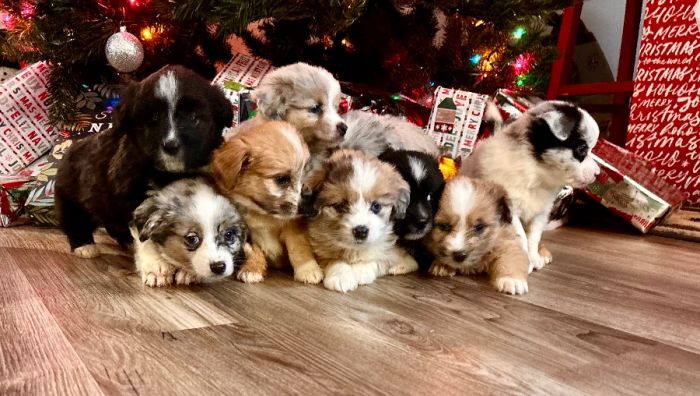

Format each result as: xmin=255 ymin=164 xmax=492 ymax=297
xmin=424 ymin=176 xmax=529 ymax=295
xmin=211 ymin=121 xmax=323 ymax=284
xmin=342 ymin=110 xmax=440 ymax=158
xmin=378 ymin=150 xmax=445 ymax=241
xmin=130 ymin=178 xmax=246 ymax=287
xmin=55 ymin=65 xmax=232 ymax=257
xmin=306 ymin=149 xmax=417 ymax=293
xmin=461 ymin=100 xmax=600 ymax=272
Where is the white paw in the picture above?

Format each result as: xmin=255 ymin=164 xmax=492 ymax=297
xmin=294 ymin=261 xmax=324 ymax=284
xmin=429 ymin=263 xmax=456 ymax=277
xmin=352 ymin=262 xmax=378 ymax=285
xmin=237 ymin=269 xmax=264 ymax=284
xmin=388 ymin=257 xmax=419 ymax=275
xmin=493 ymin=277 xmax=529 ymax=295
xmin=143 ymin=272 xmax=173 ymax=288
xmin=175 ymin=269 xmax=200 ymax=286
xmin=73 ymin=244 xmax=100 ymax=258
xmin=528 ymin=251 xmax=546 ymax=274
xmin=323 ymin=264 xmax=358 ymax=293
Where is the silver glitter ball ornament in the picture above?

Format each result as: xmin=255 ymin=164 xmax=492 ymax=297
xmin=105 ymin=27 xmax=144 ymax=73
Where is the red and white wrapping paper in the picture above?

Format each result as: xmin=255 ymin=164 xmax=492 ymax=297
xmin=0 ymin=62 xmax=57 ymax=175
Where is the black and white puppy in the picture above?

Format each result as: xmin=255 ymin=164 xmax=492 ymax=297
xmin=378 ymin=150 xmax=445 ymax=241
xmin=461 ymin=100 xmax=600 ymax=272
xmin=55 ymin=65 xmax=233 ymax=258
xmin=131 ymin=178 xmax=247 ymax=287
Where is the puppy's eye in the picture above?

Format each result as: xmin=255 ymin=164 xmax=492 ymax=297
xmin=184 ymin=232 xmax=201 ymax=249
xmin=190 ymin=113 xmax=199 ymax=124
xmin=574 ymin=143 xmax=588 ymax=161
xmin=333 ymin=200 xmax=349 ymax=214
xmin=436 ymin=223 xmax=452 ymax=232
xmin=426 ymin=194 xmax=431 ymax=202
xmin=274 ymin=175 xmax=291 ymax=187
xmin=370 ymin=201 xmax=382 ymax=214
xmin=223 ymin=227 xmax=238 ymax=243
xmin=473 ymin=223 xmax=486 ymax=235
xmin=309 ymin=104 xmax=322 ymax=114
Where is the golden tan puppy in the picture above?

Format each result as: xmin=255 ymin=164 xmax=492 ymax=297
xmin=424 ymin=176 xmax=529 ymax=295
xmin=211 ymin=121 xmax=323 ymax=284
xmin=306 ymin=150 xmax=417 ymax=293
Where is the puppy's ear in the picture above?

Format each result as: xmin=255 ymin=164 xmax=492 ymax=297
xmin=210 ymin=139 xmax=250 ymax=193
xmin=538 ymin=110 xmax=574 ymax=141
xmin=392 ymin=180 xmax=411 ymax=220
xmin=212 ymin=87 xmax=234 ymax=132
xmin=252 ymin=80 xmax=289 ymax=120
xmin=132 ymin=196 xmax=171 ymax=243
xmin=112 ymin=82 xmax=140 ymax=132
xmin=299 ymin=166 xmax=327 ymax=218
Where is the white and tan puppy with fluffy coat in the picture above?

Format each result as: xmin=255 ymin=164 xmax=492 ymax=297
xmin=461 ymin=101 xmax=600 ymax=272
xmin=306 ymin=149 xmax=418 ymax=292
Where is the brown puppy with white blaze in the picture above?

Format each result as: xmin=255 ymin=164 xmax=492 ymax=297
xmin=210 ymin=121 xmax=323 ymax=284
xmin=307 ymin=150 xmax=417 ymax=293
xmin=425 ymin=176 xmax=529 ymax=295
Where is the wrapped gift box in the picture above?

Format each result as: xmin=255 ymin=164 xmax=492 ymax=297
xmin=212 ymin=53 xmax=275 ymax=131
xmin=0 ymin=156 xmax=47 ymax=227
xmin=584 ymin=139 xmax=687 ymax=233
xmin=0 ymin=62 xmax=58 ymax=175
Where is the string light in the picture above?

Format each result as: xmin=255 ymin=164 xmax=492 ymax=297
xmin=469 ymin=54 xmax=481 ymax=65
xmin=512 ymin=53 xmax=534 ymax=74
xmin=1 ymin=11 xmax=16 ymax=29
xmin=513 ymin=27 xmax=526 ymax=40
xmin=140 ymin=25 xmax=164 ymax=42
xmin=516 ymin=74 xmax=528 ymax=87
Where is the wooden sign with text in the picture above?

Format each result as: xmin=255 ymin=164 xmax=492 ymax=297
xmin=626 ymin=0 xmax=700 ymax=206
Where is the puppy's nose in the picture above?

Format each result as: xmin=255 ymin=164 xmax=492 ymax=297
xmin=352 ymin=225 xmax=369 ymax=241
xmin=210 ymin=261 xmax=226 ymax=275
xmin=280 ymin=202 xmax=295 ymax=214
xmin=415 ymin=213 xmax=430 ymax=229
xmin=162 ymin=138 xmax=181 ymax=155
xmin=336 ymin=122 xmax=348 ymax=137
xmin=451 ymin=251 xmax=468 ymax=263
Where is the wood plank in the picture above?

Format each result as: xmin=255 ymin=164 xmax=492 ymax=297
xmin=0 ymin=250 xmax=103 ymax=396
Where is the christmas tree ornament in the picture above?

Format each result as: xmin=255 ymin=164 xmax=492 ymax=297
xmin=105 ymin=26 xmax=144 ymax=73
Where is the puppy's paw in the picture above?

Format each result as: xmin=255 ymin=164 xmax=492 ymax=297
xmin=429 ymin=262 xmax=457 ymax=277
xmin=143 ymin=272 xmax=173 ymax=288
xmin=352 ymin=262 xmax=378 ymax=285
xmin=175 ymin=269 xmax=201 ymax=286
xmin=458 ymin=264 xmax=485 ymax=276
xmin=237 ymin=267 xmax=265 ymax=284
xmin=539 ymin=244 xmax=553 ymax=265
xmin=388 ymin=257 xmax=419 ymax=276
xmin=323 ymin=264 xmax=358 ymax=293
xmin=294 ymin=261 xmax=324 ymax=284
xmin=73 ymin=244 xmax=100 ymax=259
xmin=528 ymin=251 xmax=546 ymax=274
xmin=493 ymin=276 xmax=528 ymax=295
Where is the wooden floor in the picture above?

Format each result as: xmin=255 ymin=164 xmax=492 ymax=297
xmin=1 ymin=226 xmax=699 ymax=395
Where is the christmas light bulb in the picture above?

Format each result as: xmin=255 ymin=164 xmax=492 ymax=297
xmin=470 ymin=54 xmax=482 ymax=65
xmin=140 ymin=27 xmax=154 ymax=41
xmin=513 ymin=27 xmax=526 ymax=40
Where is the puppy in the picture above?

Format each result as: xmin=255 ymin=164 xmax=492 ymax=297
xmin=130 ymin=178 xmax=246 ymax=287
xmin=55 ymin=65 xmax=232 ymax=258
xmin=243 ymin=62 xmax=347 ymax=153
xmin=306 ymin=149 xmax=417 ymax=293
xmin=343 ymin=110 xmax=440 ymax=158
xmin=211 ymin=121 xmax=323 ymax=284
xmin=378 ymin=150 xmax=445 ymax=241
xmin=461 ymin=100 xmax=600 ymax=272
xmin=424 ymin=176 xmax=529 ymax=295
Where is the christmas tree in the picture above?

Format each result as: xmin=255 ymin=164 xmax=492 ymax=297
xmin=1 ymin=0 xmax=573 ymax=123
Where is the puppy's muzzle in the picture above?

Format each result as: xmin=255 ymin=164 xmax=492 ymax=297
xmin=210 ymin=261 xmax=226 ymax=275
xmin=451 ymin=250 xmax=468 ymax=263
xmin=336 ymin=122 xmax=348 ymax=137
xmin=162 ymin=138 xmax=181 ymax=155
xmin=352 ymin=225 xmax=369 ymax=242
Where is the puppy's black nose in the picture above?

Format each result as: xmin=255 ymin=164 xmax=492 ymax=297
xmin=415 ymin=215 xmax=430 ymax=229
xmin=352 ymin=225 xmax=369 ymax=241
xmin=210 ymin=261 xmax=226 ymax=275
xmin=337 ymin=122 xmax=348 ymax=137
xmin=162 ymin=138 xmax=181 ymax=155
xmin=452 ymin=251 xmax=468 ymax=263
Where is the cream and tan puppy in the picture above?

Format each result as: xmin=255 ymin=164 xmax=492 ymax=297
xmin=461 ymin=100 xmax=600 ymax=273
xmin=306 ymin=150 xmax=417 ymax=293
xmin=425 ymin=176 xmax=529 ymax=295
xmin=211 ymin=121 xmax=323 ymax=284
